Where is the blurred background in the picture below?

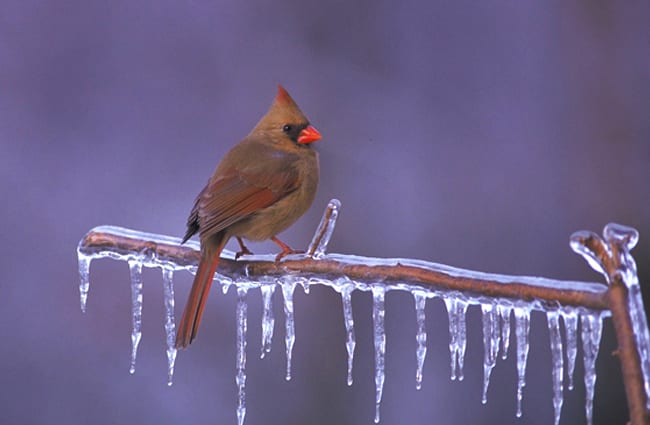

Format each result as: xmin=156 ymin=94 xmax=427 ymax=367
xmin=1 ymin=1 xmax=649 ymax=424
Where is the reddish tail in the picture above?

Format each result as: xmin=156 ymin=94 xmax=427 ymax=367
xmin=175 ymin=236 xmax=227 ymax=348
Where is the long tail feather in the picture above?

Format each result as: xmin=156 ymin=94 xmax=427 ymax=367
xmin=175 ymin=235 xmax=227 ymax=348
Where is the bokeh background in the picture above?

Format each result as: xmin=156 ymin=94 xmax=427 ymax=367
xmin=1 ymin=1 xmax=649 ymax=424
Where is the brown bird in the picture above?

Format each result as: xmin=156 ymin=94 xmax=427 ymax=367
xmin=175 ymin=85 xmax=321 ymax=349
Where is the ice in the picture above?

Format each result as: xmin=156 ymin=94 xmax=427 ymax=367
xmin=581 ymin=311 xmax=603 ymax=425
xmin=572 ymin=223 xmax=650 ymax=409
xmin=561 ymin=308 xmax=578 ymax=390
xmin=628 ymin=281 xmax=650 ymax=410
xmin=128 ymin=260 xmax=143 ymax=374
xmin=281 ymin=278 xmax=297 ymax=381
xmin=78 ymin=251 xmax=91 ymax=312
xmin=444 ymin=297 xmax=468 ymax=381
xmin=514 ymin=306 xmax=530 ymax=418
xmin=413 ymin=291 xmax=427 ymax=390
xmin=340 ymin=281 xmax=356 ymax=386
xmin=236 ymin=288 xmax=248 ymax=425
xmin=79 ymin=205 xmax=647 ymax=425
xmin=498 ymin=305 xmax=511 ymax=360
xmin=547 ymin=311 xmax=564 ymax=425
xmin=307 ymin=199 xmax=340 ymax=259
xmin=372 ymin=286 xmax=386 ymax=424
xmin=481 ymin=303 xmax=500 ymax=404
xmin=260 ymin=281 xmax=276 ymax=359
xmin=161 ymin=267 xmax=177 ymax=385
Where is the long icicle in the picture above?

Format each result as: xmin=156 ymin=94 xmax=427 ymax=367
xmin=547 ymin=310 xmax=564 ymax=425
xmin=562 ymin=308 xmax=578 ymax=391
xmin=128 ymin=260 xmax=144 ymax=374
xmin=236 ymin=287 xmax=248 ymax=425
xmin=281 ymin=278 xmax=297 ymax=381
xmin=444 ymin=297 xmax=469 ymax=381
xmin=341 ymin=282 xmax=356 ymax=386
xmin=414 ymin=291 xmax=427 ymax=390
xmin=372 ymin=286 xmax=386 ymax=423
xmin=514 ymin=306 xmax=530 ymax=418
xmin=481 ymin=302 xmax=500 ymax=404
xmin=161 ymin=267 xmax=177 ymax=386
xmin=581 ymin=311 xmax=603 ymax=425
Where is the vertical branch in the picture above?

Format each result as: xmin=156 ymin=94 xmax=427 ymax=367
xmin=609 ymin=276 xmax=650 ymax=425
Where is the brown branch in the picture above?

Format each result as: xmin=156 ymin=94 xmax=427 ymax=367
xmin=571 ymin=224 xmax=650 ymax=425
xmin=609 ymin=275 xmax=650 ymax=425
xmin=78 ymin=201 xmax=650 ymax=424
xmin=79 ymin=228 xmax=609 ymax=312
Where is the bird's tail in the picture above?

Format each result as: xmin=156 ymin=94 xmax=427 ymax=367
xmin=175 ymin=234 xmax=227 ymax=349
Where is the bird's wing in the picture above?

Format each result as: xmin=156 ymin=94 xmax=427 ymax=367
xmin=196 ymin=151 xmax=300 ymax=242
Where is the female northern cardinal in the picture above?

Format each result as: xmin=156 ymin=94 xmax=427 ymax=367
xmin=175 ymin=85 xmax=321 ymax=348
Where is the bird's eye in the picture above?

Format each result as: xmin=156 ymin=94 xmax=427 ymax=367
xmin=282 ymin=124 xmax=292 ymax=133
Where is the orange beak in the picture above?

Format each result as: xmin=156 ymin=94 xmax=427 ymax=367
xmin=297 ymin=125 xmax=321 ymax=144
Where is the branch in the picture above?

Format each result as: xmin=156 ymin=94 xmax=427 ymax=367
xmin=77 ymin=199 xmax=650 ymax=425
xmin=79 ymin=201 xmax=608 ymax=312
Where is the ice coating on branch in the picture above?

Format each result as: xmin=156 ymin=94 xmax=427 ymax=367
xmin=340 ymin=282 xmax=356 ymax=386
xmin=547 ymin=311 xmax=564 ymax=425
xmin=444 ymin=297 xmax=468 ymax=381
xmin=372 ymin=286 xmax=386 ymax=423
xmin=307 ymin=199 xmax=340 ymax=259
xmin=414 ymin=291 xmax=427 ymax=390
xmin=236 ymin=288 xmax=248 ymax=425
xmin=481 ymin=303 xmax=500 ymax=404
xmin=78 ymin=204 xmax=637 ymax=425
xmin=78 ymin=251 xmax=91 ymax=312
xmin=561 ymin=309 xmax=578 ymax=390
xmin=514 ymin=306 xmax=530 ymax=418
xmin=498 ymin=305 xmax=511 ymax=360
xmin=571 ymin=223 xmax=650 ymax=409
xmin=281 ymin=278 xmax=297 ymax=381
xmin=260 ymin=282 xmax=276 ymax=359
xmin=581 ymin=311 xmax=603 ymax=425
xmin=604 ymin=224 xmax=650 ymax=409
xmin=128 ymin=260 xmax=144 ymax=374
xmin=161 ymin=267 xmax=177 ymax=385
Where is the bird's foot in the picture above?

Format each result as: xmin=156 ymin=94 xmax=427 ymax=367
xmin=271 ymin=236 xmax=304 ymax=262
xmin=235 ymin=237 xmax=255 ymax=259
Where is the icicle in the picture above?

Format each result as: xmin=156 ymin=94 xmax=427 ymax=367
xmin=628 ymin=282 xmax=650 ymax=410
xmin=372 ymin=286 xmax=386 ymax=424
xmin=481 ymin=303 xmax=500 ymax=404
xmin=307 ymin=198 xmax=340 ymax=259
xmin=514 ymin=306 xmax=530 ymax=418
xmin=498 ymin=304 xmax=511 ymax=360
xmin=260 ymin=282 xmax=276 ymax=359
xmin=77 ymin=251 xmax=92 ymax=312
xmin=281 ymin=278 xmax=297 ymax=381
xmin=236 ymin=288 xmax=248 ymax=425
xmin=581 ymin=312 xmax=603 ymax=425
xmin=547 ymin=310 xmax=564 ymax=425
xmin=341 ymin=283 xmax=356 ymax=386
xmin=561 ymin=309 xmax=578 ymax=390
xmin=443 ymin=297 xmax=468 ymax=381
xmin=413 ymin=291 xmax=427 ymax=390
xmin=161 ymin=267 xmax=177 ymax=386
xmin=128 ymin=260 xmax=144 ymax=374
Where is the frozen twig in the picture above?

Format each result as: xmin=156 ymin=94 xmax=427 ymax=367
xmin=77 ymin=199 xmax=650 ymax=425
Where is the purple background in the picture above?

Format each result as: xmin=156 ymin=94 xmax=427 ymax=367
xmin=2 ymin=1 xmax=649 ymax=424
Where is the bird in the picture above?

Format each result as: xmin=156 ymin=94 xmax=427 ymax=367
xmin=175 ymin=85 xmax=321 ymax=349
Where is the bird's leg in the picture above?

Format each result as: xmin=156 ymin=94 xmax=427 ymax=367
xmin=271 ymin=236 xmax=304 ymax=261
xmin=235 ymin=237 xmax=255 ymax=259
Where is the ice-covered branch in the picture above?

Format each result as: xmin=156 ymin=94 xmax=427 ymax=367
xmin=77 ymin=199 xmax=650 ymax=425
xmin=571 ymin=225 xmax=650 ymax=425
